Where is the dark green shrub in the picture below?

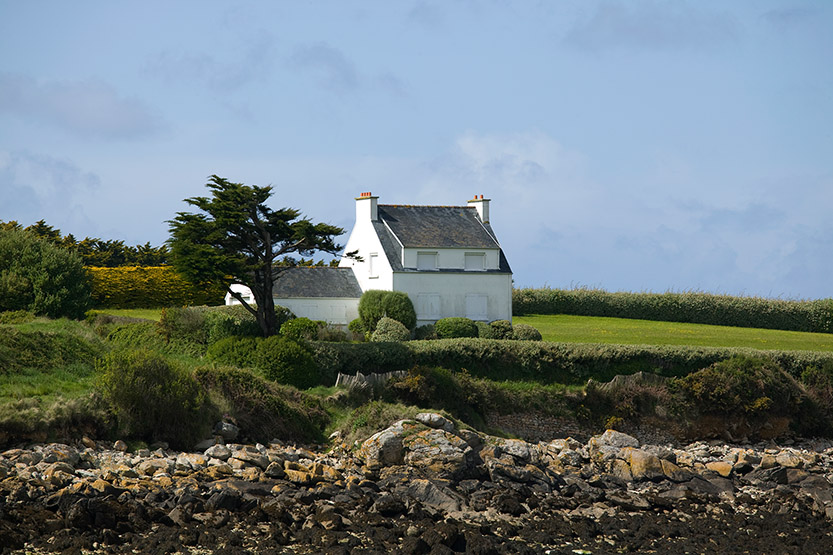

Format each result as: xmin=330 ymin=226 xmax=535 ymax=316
xmin=434 ymin=317 xmax=478 ymax=339
xmin=280 ymin=317 xmax=319 ymax=342
xmin=97 ymin=349 xmax=211 ymax=448
xmin=317 ymin=325 xmax=349 ymax=342
xmin=195 ymin=366 xmax=327 ymax=444
xmin=512 ymin=323 xmax=542 ymax=341
xmin=206 ymin=336 xmax=261 ymax=368
xmin=309 ymin=341 xmax=413 ymax=385
xmin=371 ymin=317 xmax=411 ymax=342
xmin=0 ymin=228 xmax=92 ymax=319
xmin=0 ymin=310 xmax=35 ymax=325
xmin=158 ymin=307 xmax=207 ymax=344
xmin=348 ymin=317 xmax=366 ymax=339
xmin=414 ymin=323 xmax=437 ymax=341
xmin=670 ymin=356 xmax=797 ymax=416
xmin=475 ymin=321 xmax=495 ymax=339
xmin=489 ymin=320 xmax=513 ymax=339
xmin=203 ymin=306 xmax=261 ymax=343
xmin=359 ymin=289 xmax=417 ymax=331
xmin=254 ymin=336 xmax=319 ymax=389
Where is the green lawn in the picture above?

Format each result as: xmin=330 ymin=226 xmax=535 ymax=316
xmin=514 ymin=314 xmax=833 ymax=352
xmin=94 ymin=308 xmax=163 ymax=321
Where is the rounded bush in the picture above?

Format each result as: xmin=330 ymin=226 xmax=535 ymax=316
xmin=489 ymin=320 xmax=514 ymax=340
xmin=371 ymin=317 xmax=411 ymax=342
xmin=475 ymin=321 xmax=495 ymax=339
xmin=0 ymin=228 xmax=92 ymax=319
xmin=254 ymin=336 xmax=319 ymax=389
xmin=97 ymin=349 xmax=209 ymax=448
xmin=348 ymin=318 xmax=367 ymax=340
xmin=359 ymin=290 xmax=417 ymax=331
xmin=280 ymin=317 xmax=319 ymax=342
xmin=206 ymin=336 xmax=261 ymax=368
xmin=512 ymin=323 xmax=542 ymax=341
xmin=434 ymin=317 xmax=478 ymax=339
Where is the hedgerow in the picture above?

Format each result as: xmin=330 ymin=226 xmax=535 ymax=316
xmin=310 ymin=338 xmax=833 ymax=386
xmin=513 ymin=287 xmax=833 ymax=334
xmin=88 ymin=266 xmax=225 ymax=308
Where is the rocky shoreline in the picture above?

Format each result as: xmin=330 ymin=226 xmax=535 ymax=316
xmin=2 ymin=414 xmax=833 ymax=554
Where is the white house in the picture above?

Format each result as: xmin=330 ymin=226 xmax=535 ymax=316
xmin=226 ymin=192 xmax=513 ymax=327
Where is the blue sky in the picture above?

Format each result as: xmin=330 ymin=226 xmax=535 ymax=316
xmin=1 ymin=1 xmax=831 ymax=299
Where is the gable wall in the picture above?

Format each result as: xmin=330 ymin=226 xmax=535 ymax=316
xmin=338 ymin=219 xmax=394 ymax=291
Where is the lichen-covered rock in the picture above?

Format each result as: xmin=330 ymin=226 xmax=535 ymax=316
xmin=358 ymin=420 xmax=420 ymax=470
xmin=403 ymin=429 xmax=473 ymax=479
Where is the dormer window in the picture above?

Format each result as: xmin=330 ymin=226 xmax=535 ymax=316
xmin=464 ymin=252 xmax=485 ymax=271
xmin=417 ymin=252 xmax=438 ymax=270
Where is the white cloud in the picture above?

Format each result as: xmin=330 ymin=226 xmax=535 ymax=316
xmin=0 ymin=73 xmax=164 ymax=140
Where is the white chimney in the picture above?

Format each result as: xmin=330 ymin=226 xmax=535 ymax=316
xmin=468 ymin=194 xmax=490 ymax=223
xmin=356 ymin=191 xmax=378 ymax=221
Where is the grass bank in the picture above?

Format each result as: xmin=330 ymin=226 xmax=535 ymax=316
xmin=515 ymin=314 xmax=833 ymax=352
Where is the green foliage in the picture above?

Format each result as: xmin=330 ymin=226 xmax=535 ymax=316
xmin=358 ymin=289 xmax=417 ymax=331
xmin=159 ymin=307 xmax=207 ymax=344
xmin=513 ymin=287 xmax=833 ymax=334
xmin=489 ymin=320 xmax=513 ymax=340
xmin=670 ymin=356 xmax=797 ymax=416
xmin=202 ymin=307 xmax=262 ymax=343
xmin=434 ymin=317 xmax=478 ymax=339
xmin=96 ymin=349 xmax=211 ymax=448
xmin=0 ymin=327 xmax=105 ymax=375
xmin=316 ymin=324 xmax=350 ymax=342
xmin=371 ymin=317 xmax=411 ymax=342
xmin=0 ymin=228 xmax=92 ymax=319
xmin=512 ymin=323 xmax=543 ymax=341
xmin=280 ymin=317 xmax=319 ymax=342
xmin=309 ymin=341 xmax=413 ymax=385
xmin=254 ymin=336 xmax=319 ymax=389
xmin=414 ymin=323 xmax=437 ymax=341
xmin=348 ymin=318 xmax=366 ymax=339
xmin=168 ymin=175 xmax=344 ymax=336
xmin=206 ymin=336 xmax=261 ymax=368
xmin=87 ymin=266 xmax=225 ymax=308
xmin=195 ymin=365 xmax=327 ymax=443
xmin=107 ymin=322 xmax=206 ymax=357
xmin=475 ymin=321 xmax=494 ymax=339
xmin=0 ymin=310 xmax=35 ymax=325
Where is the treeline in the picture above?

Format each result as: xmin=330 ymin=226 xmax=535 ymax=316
xmin=0 ymin=220 xmax=168 ymax=267
xmin=513 ymin=288 xmax=833 ymax=334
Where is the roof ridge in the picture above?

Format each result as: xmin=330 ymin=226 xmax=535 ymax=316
xmin=379 ymin=204 xmax=473 ymax=209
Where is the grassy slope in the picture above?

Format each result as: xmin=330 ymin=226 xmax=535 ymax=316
xmin=515 ymin=314 xmax=833 ymax=352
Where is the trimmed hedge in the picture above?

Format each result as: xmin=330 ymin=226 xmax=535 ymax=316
xmin=88 ymin=266 xmax=225 ymax=308
xmin=310 ymin=338 xmax=833 ymax=386
xmin=513 ymin=287 xmax=833 ymax=334
xmin=435 ymin=317 xmax=478 ymax=339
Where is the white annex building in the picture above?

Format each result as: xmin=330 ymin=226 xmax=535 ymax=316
xmin=226 ymin=193 xmax=513 ymax=327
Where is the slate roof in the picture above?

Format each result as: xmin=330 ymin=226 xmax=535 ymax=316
xmin=374 ymin=205 xmax=511 ymax=274
xmin=272 ymin=267 xmax=362 ymax=298
xmin=377 ymin=205 xmax=500 ymax=249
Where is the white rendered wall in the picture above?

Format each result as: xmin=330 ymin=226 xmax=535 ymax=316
xmin=274 ymin=297 xmax=359 ymax=326
xmin=225 ymin=284 xmax=254 ymax=305
xmin=393 ymin=272 xmax=513 ymax=326
xmin=402 ymin=247 xmax=500 ymax=271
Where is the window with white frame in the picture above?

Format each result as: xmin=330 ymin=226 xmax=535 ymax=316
xmin=369 ymin=253 xmax=378 ymax=278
